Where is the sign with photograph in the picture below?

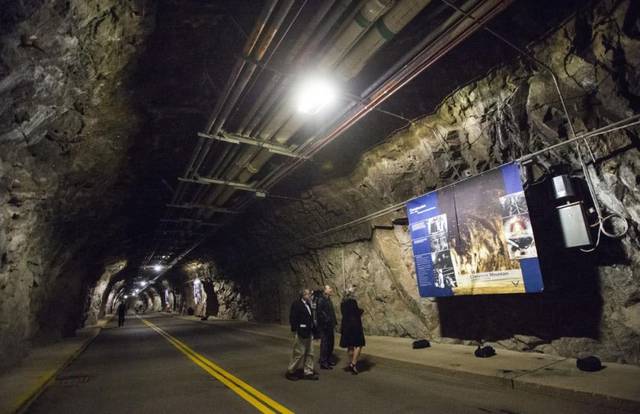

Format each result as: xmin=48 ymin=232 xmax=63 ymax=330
xmin=406 ymin=163 xmax=543 ymax=297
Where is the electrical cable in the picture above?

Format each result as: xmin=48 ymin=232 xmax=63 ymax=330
xmin=438 ymin=0 xmax=633 ymax=252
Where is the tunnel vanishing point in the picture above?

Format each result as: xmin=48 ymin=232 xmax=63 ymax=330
xmin=1 ymin=0 xmax=640 ymax=413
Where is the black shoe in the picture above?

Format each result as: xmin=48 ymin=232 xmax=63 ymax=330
xmin=348 ymin=363 xmax=359 ymax=375
xmin=329 ymin=360 xmax=337 ymax=366
xmin=303 ymin=373 xmax=319 ymax=380
xmin=320 ymin=364 xmax=333 ymax=370
xmin=285 ymin=372 xmax=299 ymax=381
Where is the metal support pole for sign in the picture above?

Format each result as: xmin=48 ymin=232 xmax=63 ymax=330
xmin=197 ymin=131 xmax=309 ymax=159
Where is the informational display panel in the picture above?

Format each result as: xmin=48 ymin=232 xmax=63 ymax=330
xmin=406 ymin=163 xmax=543 ymax=297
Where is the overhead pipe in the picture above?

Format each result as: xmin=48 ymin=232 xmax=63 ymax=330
xmin=175 ymin=0 xmax=279 ymax=190
xmin=187 ymin=2 xmax=307 ymax=213
xmin=269 ymin=0 xmax=433 ymax=145
xmin=261 ymin=0 xmax=510 ymax=191
xmin=337 ymin=0 xmax=432 ymax=79
xmin=150 ymin=0 xmax=282 ymax=264
xmin=187 ymin=0 xmax=296 ymax=179
xmin=258 ymin=0 xmax=395 ymax=143
xmin=194 ymin=0 xmax=324 ymax=200
xmin=197 ymin=0 xmax=406 ymax=210
xmin=195 ymin=0 xmax=360 ymax=207
xmin=207 ymin=0 xmax=434 ymax=210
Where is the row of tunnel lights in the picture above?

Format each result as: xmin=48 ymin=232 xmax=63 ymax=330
xmin=123 ymin=264 xmax=166 ymax=299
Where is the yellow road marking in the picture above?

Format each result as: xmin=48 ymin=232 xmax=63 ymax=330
xmin=141 ymin=318 xmax=294 ymax=414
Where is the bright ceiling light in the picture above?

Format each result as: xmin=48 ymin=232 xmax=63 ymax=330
xmin=294 ymin=76 xmax=338 ymax=115
xmin=124 ymin=294 xmax=129 ymax=299
xmin=139 ymin=280 xmax=148 ymax=287
xmin=153 ymin=264 xmax=164 ymax=272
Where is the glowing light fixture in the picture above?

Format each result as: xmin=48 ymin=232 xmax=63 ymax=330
xmin=153 ymin=264 xmax=164 ymax=272
xmin=294 ymin=76 xmax=338 ymax=115
xmin=124 ymin=294 xmax=129 ymax=299
xmin=139 ymin=280 xmax=148 ymax=287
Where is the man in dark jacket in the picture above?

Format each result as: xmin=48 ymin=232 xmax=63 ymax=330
xmin=286 ymin=289 xmax=318 ymax=381
xmin=316 ymin=285 xmax=337 ymax=369
xmin=117 ymin=301 xmax=127 ymax=327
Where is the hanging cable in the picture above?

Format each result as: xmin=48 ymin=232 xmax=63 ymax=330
xmin=438 ymin=0 xmax=632 ymax=252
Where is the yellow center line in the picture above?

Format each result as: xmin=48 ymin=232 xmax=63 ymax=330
xmin=141 ymin=318 xmax=294 ymax=414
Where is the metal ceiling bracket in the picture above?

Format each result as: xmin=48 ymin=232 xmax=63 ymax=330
xmin=166 ymin=203 xmax=239 ymax=214
xmin=197 ymin=131 xmax=308 ymax=159
xmin=178 ymin=176 xmax=268 ymax=195
xmin=161 ymin=218 xmax=221 ymax=227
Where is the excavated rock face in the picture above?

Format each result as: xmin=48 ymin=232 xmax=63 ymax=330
xmin=1 ymin=0 xmax=254 ymax=368
xmin=180 ymin=262 xmax=252 ymax=321
xmin=0 ymin=0 xmax=152 ymax=367
xmin=211 ymin=0 xmax=640 ymax=364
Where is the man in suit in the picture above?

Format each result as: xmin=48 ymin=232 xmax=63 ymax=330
xmin=286 ymin=289 xmax=318 ymax=381
xmin=316 ymin=285 xmax=337 ymax=369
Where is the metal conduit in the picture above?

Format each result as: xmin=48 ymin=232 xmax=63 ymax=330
xmin=169 ymin=0 xmax=290 ymax=217
xmin=260 ymin=0 xmax=508 ymax=192
xmin=147 ymin=0 xmax=282 ymax=266
xmin=204 ymin=0 xmax=433 ymax=213
xmin=195 ymin=0 xmax=395 ymax=211
xmin=148 ymin=0 xmax=508 ymax=264
xmin=188 ymin=0 xmax=296 ymax=180
xmin=193 ymin=1 xmax=341 ymax=208
xmin=182 ymin=0 xmax=278 ymax=182
xmin=168 ymin=0 xmax=279 ymax=211
xmin=191 ymin=0 xmax=309 ymax=209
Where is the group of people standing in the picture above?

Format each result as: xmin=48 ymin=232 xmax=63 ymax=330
xmin=286 ymin=285 xmax=365 ymax=381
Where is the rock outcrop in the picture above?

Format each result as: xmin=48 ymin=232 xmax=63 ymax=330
xmin=0 ymin=0 xmax=152 ymax=367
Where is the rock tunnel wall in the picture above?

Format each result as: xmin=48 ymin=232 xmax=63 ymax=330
xmin=0 ymin=0 xmax=152 ymax=368
xmin=180 ymin=262 xmax=253 ymax=321
xmin=212 ymin=0 xmax=640 ymax=364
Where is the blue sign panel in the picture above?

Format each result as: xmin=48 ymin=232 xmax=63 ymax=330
xmin=406 ymin=163 xmax=543 ymax=297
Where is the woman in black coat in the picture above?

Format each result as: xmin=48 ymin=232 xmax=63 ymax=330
xmin=339 ymin=286 xmax=365 ymax=374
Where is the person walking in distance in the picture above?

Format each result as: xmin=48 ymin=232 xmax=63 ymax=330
xmin=339 ymin=285 xmax=365 ymax=375
xmin=285 ymin=289 xmax=319 ymax=381
xmin=117 ymin=301 xmax=127 ymax=327
xmin=317 ymin=285 xmax=337 ymax=369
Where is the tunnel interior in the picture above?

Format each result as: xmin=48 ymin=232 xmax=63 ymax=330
xmin=1 ymin=0 xmax=640 ymax=371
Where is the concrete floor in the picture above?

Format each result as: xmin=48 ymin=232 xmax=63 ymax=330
xmin=27 ymin=314 xmax=631 ymax=414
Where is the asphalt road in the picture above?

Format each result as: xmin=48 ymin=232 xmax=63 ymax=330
xmin=27 ymin=314 xmax=627 ymax=414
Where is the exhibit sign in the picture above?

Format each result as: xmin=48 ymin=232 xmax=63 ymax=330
xmin=406 ymin=163 xmax=543 ymax=297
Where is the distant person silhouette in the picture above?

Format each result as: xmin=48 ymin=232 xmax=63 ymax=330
xmin=117 ymin=302 xmax=127 ymax=327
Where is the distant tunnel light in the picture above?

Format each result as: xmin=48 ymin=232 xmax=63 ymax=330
xmin=153 ymin=264 xmax=164 ymax=272
xmin=294 ymin=76 xmax=338 ymax=115
xmin=139 ymin=280 xmax=148 ymax=287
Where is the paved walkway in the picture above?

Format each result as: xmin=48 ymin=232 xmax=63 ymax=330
xmin=0 ymin=319 xmax=108 ymax=414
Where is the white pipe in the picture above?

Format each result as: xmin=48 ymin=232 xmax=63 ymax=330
xmin=338 ymin=0 xmax=432 ymax=79
xmin=259 ymin=0 xmax=394 ymax=141
xmin=321 ymin=0 xmax=395 ymax=68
